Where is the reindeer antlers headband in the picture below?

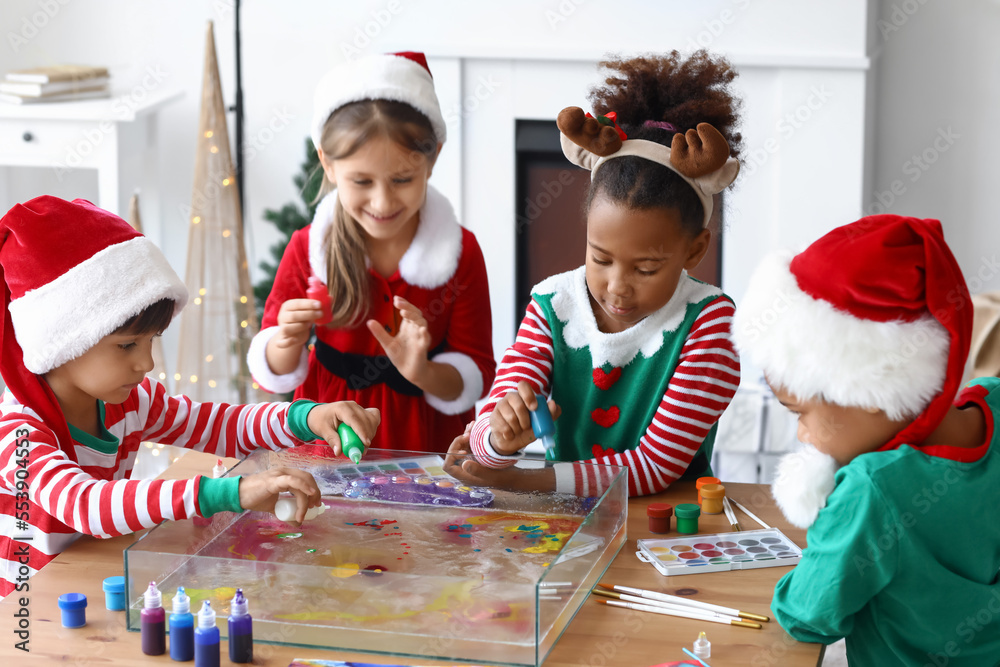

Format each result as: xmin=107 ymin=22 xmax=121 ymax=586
xmin=557 ymin=107 xmax=740 ymax=227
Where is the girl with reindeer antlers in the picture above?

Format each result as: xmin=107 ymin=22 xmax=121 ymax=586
xmin=445 ymin=51 xmax=743 ymax=496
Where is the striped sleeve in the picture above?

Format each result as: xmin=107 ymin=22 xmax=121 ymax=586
xmin=470 ymin=298 xmax=554 ymax=468
xmin=0 ymin=419 xmax=203 ymax=541
xmin=132 ymin=378 xmax=305 ymax=457
xmin=567 ymin=296 xmax=740 ymax=496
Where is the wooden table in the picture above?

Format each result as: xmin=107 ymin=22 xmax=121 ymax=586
xmin=0 ymin=451 xmax=823 ymax=666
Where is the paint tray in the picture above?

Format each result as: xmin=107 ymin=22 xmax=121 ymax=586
xmin=636 ymin=528 xmax=802 ymax=576
xmin=124 ymin=447 xmax=626 ymax=667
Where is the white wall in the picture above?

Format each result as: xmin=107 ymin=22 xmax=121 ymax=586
xmin=871 ymin=0 xmax=1000 ymax=296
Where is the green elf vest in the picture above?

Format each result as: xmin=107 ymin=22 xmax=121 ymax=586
xmin=532 ymin=267 xmax=727 ymax=480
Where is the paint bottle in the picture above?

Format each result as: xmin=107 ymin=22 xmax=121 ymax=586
xmin=700 ymin=483 xmax=726 ymax=515
xmin=102 ymin=576 xmax=125 ymax=611
xmin=339 ymin=423 xmax=366 ymax=464
xmin=674 ymin=503 xmax=701 ymax=535
xmin=274 ymin=496 xmax=327 ymax=523
xmin=140 ymin=581 xmax=166 ymax=655
xmin=693 ymin=631 xmax=711 ymax=659
xmin=57 ymin=592 xmax=87 ymax=628
xmin=695 ymin=476 xmax=720 ymax=504
xmin=307 ymin=276 xmax=333 ymax=325
xmin=646 ymin=503 xmax=673 ymax=534
xmin=227 ymin=588 xmax=253 ymax=663
xmin=530 ymin=394 xmax=556 ymax=454
xmin=194 ymin=600 xmax=220 ymax=667
xmin=169 ymin=587 xmax=194 ymax=662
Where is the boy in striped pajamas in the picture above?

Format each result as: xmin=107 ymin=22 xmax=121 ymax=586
xmin=0 ymin=196 xmax=379 ymax=597
xmin=450 ymin=52 xmax=742 ymax=496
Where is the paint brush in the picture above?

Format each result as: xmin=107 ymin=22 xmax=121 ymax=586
xmin=729 ymin=499 xmax=771 ymax=529
xmin=595 ymin=583 xmax=770 ymax=623
xmin=722 ymin=496 xmax=741 ymax=532
xmin=592 ymin=588 xmax=741 ymax=622
xmin=593 ymin=598 xmax=761 ymax=629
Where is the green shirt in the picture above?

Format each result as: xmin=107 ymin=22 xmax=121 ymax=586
xmin=772 ymin=377 xmax=1000 ymax=666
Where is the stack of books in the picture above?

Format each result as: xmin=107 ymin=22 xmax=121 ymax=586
xmin=0 ymin=64 xmax=110 ymax=105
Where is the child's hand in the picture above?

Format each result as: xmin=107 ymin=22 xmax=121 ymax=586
xmin=366 ymin=296 xmax=431 ymax=386
xmin=273 ymin=298 xmax=325 ymax=349
xmin=307 ymin=402 xmax=381 ymax=455
xmin=443 ymin=429 xmax=555 ymax=493
xmin=238 ymin=467 xmax=322 ymax=525
xmin=489 ymin=381 xmax=561 ymax=456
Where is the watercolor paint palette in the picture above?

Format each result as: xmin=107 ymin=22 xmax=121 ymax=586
xmin=312 ymin=456 xmax=495 ymax=508
xmin=636 ymin=528 xmax=802 ymax=576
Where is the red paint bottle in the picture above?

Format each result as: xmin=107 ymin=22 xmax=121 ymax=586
xmin=647 ymin=503 xmax=673 ymax=534
xmin=307 ymin=276 xmax=332 ymax=325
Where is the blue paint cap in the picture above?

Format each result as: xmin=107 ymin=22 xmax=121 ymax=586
xmin=102 ymin=576 xmax=126 ymax=611
xmin=58 ymin=592 xmax=87 ymax=628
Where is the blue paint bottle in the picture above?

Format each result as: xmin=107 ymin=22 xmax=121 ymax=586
xmin=530 ymin=394 xmax=556 ymax=454
xmin=169 ymin=587 xmax=194 ymax=662
xmin=193 ymin=600 xmax=220 ymax=667
xmin=140 ymin=581 xmax=166 ymax=655
xmin=227 ymin=588 xmax=253 ymax=663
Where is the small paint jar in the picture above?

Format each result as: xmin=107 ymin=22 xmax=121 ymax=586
xmin=675 ymin=503 xmax=701 ymax=535
xmin=58 ymin=593 xmax=87 ymax=628
xmin=646 ymin=503 xmax=673 ymax=534
xmin=700 ymin=483 xmax=726 ymax=515
xmin=102 ymin=576 xmax=126 ymax=611
xmin=696 ymin=476 xmax=720 ymax=504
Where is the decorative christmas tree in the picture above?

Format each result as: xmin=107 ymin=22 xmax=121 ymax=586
xmin=126 ymin=191 xmax=172 ymax=393
xmin=174 ymin=21 xmax=263 ymax=404
xmin=253 ymin=137 xmax=323 ymax=320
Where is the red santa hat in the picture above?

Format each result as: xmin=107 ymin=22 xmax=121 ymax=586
xmin=311 ymin=51 xmax=446 ymax=150
xmin=733 ymin=214 xmax=972 ymax=452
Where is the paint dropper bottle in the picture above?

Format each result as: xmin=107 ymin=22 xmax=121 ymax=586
xmin=140 ymin=581 xmax=166 ymax=655
xmin=307 ymin=276 xmax=333 ymax=325
xmin=169 ymin=587 xmax=194 ymax=661
xmin=693 ymin=631 xmax=711 ymax=659
xmin=194 ymin=600 xmax=220 ymax=667
xmin=530 ymin=394 xmax=556 ymax=454
xmin=212 ymin=458 xmax=226 ymax=478
xmin=338 ymin=423 xmax=366 ymax=464
xmin=227 ymin=588 xmax=253 ymax=663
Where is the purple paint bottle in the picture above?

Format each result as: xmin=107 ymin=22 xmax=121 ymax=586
xmin=227 ymin=588 xmax=253 ymax=663
xmin=194 ymin=600 xmax=220 ymax=667
xmin=140 ymin=581 xmax=166 ymax=655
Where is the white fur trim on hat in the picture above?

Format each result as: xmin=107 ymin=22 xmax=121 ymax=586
xmin=771 ymin=445 xmax=840 ymax=529
xmin=536 ymin=267 xmax=722 ymax=369
xmin=10 ymin=237 xmax=188 ymax=375
xmin=309 ymin=185 xmax=463 ymax=290
xmin=732 ymin=251 xmax=950 ymax=421
xmin=311 ymin=54 xmax=447 ymax=150
xmin=246 ymin=326 xmax=310 ymax=394
xmin=423 ymin=351 xmax=483 ymax=415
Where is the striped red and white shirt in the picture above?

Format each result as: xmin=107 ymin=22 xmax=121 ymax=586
xmin=470 ymin=295 xmax=740 ymax=497
xmin=0 ymin=378 xmax=307 ymax=597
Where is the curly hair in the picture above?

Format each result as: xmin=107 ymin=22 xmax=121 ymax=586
xmin=584 ymin=50 xmax=743 ymax=236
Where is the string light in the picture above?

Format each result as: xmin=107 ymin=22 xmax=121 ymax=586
xmin=199 ymin=288 xmax=207 ymax=296
xmin=205 ymin=354 xmax=214 ymax=362
xmin=222 ymin=178 xmax=231 ymax=187
xmin=240 ymin=296 xmax=247 ymax=304
xmin=194 ymin=297 xmax=202 ymax=305
xmin=208 ymin=380 xmax=217 ymax=388
xmin=240 ymin=320 xmax=248 ymax=328
xmin=222 ymin=229 xmax=231 ymax=238
xmin=190 ymin=375 xmax=198 ymax=383
xmin=210 ymin=145 xmax=219 ymax=154
xmin=204 ymin=130 xmax=213 ymax=138
xmin=174 ymin=373 xmax=181 ymax=381
xmin=192 ymin=216 xmax=201 ymax=224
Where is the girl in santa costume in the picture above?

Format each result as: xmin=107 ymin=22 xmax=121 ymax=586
xmin=0 ymin=196 xmax=380 ymax=597
xmin=449 ymin=52 xmax=742 ymax=497
xmin=733 ymin=215 xmax=1000 ymax=665
xmin=248 ymin=52 xmax=494 ymax=453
